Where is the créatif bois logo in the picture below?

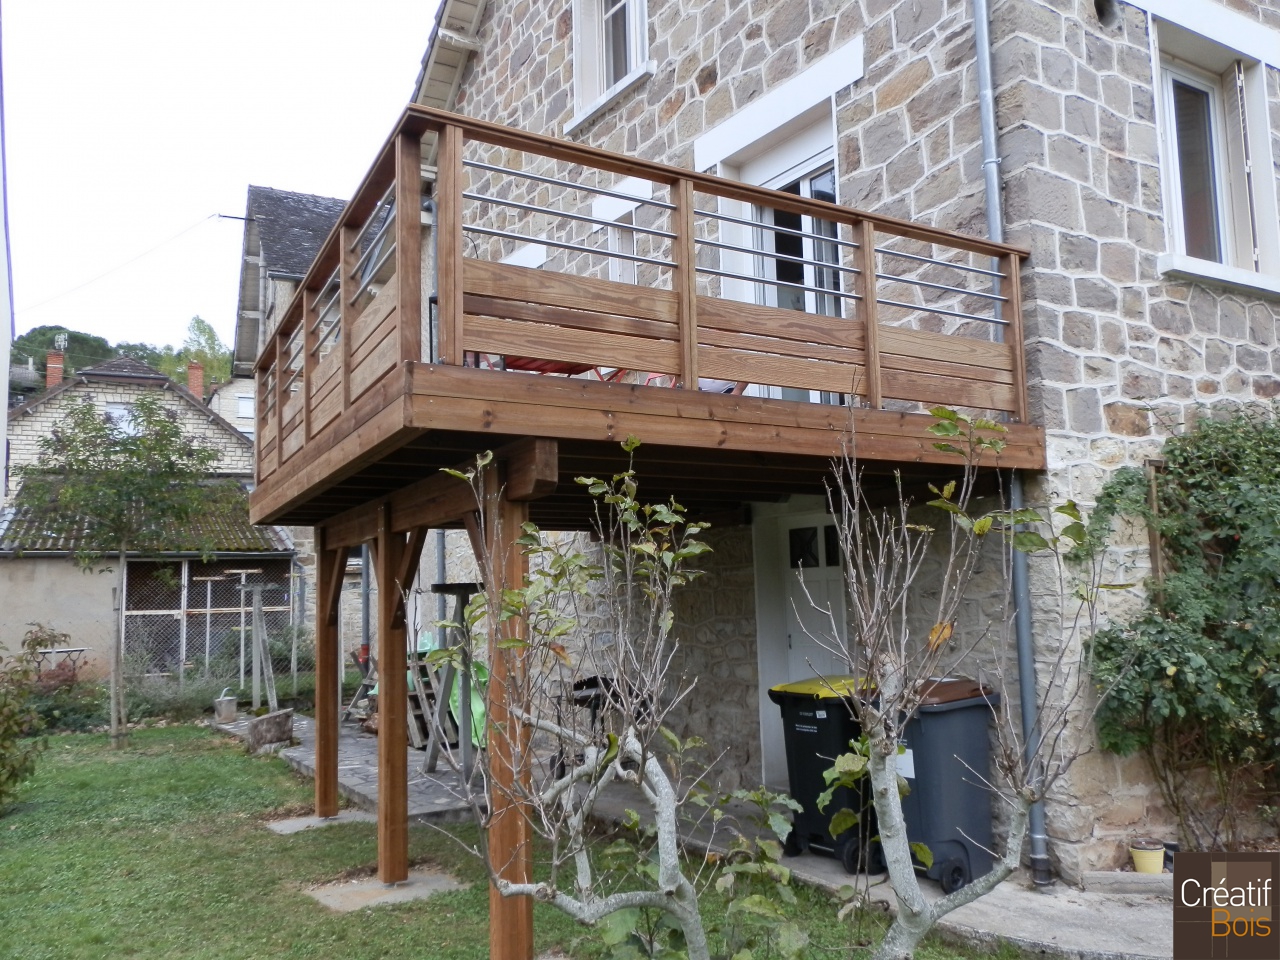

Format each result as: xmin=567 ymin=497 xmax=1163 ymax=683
xmin=1174 ymin=852 xmax=1279 ymax=959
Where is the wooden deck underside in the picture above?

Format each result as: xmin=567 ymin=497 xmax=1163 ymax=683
xmin=250 ymin=362 xmax=1046 ymax=528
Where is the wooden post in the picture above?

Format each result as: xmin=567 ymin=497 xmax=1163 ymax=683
xmin=436 ymin=123 xmax=464 ymax=366
xmin=340 ymin=225 xmax=359 ymax=411
xmin=275 ymin=330 xmax=288 ymax=459
xmin=395 ymin=131 xmax=423 ymax=364
xmin=315 ymin=529 xmax=349 ymax=819
xmin=673 ymin=178 xmax=698 ymax=389
xmin=302 ymin=291 xmax=317 ymax=441
xmin=482 ymin=468 xmax=533 ymax=960
xmin=375 ymin=503 xmax=409 ymax=884
xmin=1003 ymin=251 xmax=1028 ymax=424
xmin=255 ymin=362 xmax=269 ymax=483
xmin=854 ymin=219 xmax=883 ymax=409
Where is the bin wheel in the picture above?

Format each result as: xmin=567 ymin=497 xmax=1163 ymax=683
xmin=839 ymin=835 xmax=864 ymax=874
xmin=939 ymin=859 xmax=969 ymax=894
xmin=783 ymin=826 xmax=805 ymax=857
xmin=868 ymin=841 xmax=887 ymax=875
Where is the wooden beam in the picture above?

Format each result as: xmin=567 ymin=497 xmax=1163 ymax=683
xmin=482 ymin=467 xmax=533 ymax=960
xmin=376 ymin=502 xmax=409 ymax=884
xmin=855 ymin=220 xmax=882 ymax=409
xmin=314 ymin=530 xmax=350 ymax=819
xmin=395 ymin=131 xmax=423 ymax=364
xmin=340 ymin=225 xmax=359 ymax=411
xmin=673 ymin=178 xmax=698 ymax=389
xmin=1003 ymin=251 xmax=1029 ymax=424
xmin=437 ymin=123 xmax=464 ymax=365
xmin=502 ymin=438 xmax=558 ymax=501
xmin=393 ymin=526 xmax=429 ymax=629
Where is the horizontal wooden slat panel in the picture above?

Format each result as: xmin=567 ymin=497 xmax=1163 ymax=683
xmin=878 ymin=325 xmax=1012 ymax=372
xmin=880 ymin=368 xmax=1016 ymax=411
xmin=282 ymin=389 xmax=305 ymax=429
xmin=698 ymin=344 xmax=865 ymax=394
xmin=464 ymin=294 xmax=676 ymax=340
xmin=463 ymin=314 xmax=681 ymax=374
xmin=281 ymin=422 xmax=306 ymax=462
xmin=464 ymin=259 xmax=678 ymax=324
xmin=310 ymin=364 xmax=344 ymax=432
xmin=351 ymin=309 xmax=398 ymax=371
xmin=696 ymin=297 xmax=865 ymax=351
xmin=350 ymin=333 xmax=400 ymax=401
xmin=697 ymin=324 xmax=866 ymax=367
xmin=311 ymin=349 xmax=342 ymax=396
xmin=350 ymin=276 xmax=399 ymax=351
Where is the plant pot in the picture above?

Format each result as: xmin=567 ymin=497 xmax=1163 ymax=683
xmin=1130 ymin=837 xmax=1165 ymax=874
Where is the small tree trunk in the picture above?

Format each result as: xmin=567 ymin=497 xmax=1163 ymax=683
xmin=111 ymin=551 xmax=128 ymax=749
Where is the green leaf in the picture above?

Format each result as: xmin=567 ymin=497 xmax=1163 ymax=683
xmin=828 ymin=806 xmax=860 ymax=838
xmin=1012 ymin=531 xmax=1050 ymax=553
xmin=599 ymin=908 xmax=642 ymax=945
xmin=973 ymin=515 xmax=993 ymax=536
xmin=910 ymin=841 xmax=934 ymax=869
xmin=766 ymin=811 xmax=793 ymax=843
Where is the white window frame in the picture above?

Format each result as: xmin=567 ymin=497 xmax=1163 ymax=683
xmin=1149 ymin=10 xmax=1280 ymax=294
xmin=567 ymin=0 xmax=654 ymax=135
xmin=105 ymin=402 xmax=139 ymax=436
xmin=235 ymin=394 xmax=254 ymax=420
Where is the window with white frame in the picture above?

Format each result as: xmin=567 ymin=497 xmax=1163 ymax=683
xmin=236 ymin=395 xmax=254 ymax=420
xmin=571 ymin=0 xmax=651 ymax=130
xmin=608 ymin=210 xmax=637 ymax=285
xmin=105 ymin=402 xmax=139 ymax=436
xmin=1155 ymin=18 xmax=1280 ymax=287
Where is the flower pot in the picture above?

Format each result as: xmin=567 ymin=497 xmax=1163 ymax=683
xmin=1130 ymin=837 xmax=1164 ymax=874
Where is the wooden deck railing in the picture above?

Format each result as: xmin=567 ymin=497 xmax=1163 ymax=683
xmin=256 ymin=105 xmax=1031 ymax=485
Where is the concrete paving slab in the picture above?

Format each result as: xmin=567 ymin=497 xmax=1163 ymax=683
xmin=305 ymin=867 xmax=466 ymax=912
xmin=265 ymin=810 xmax=377 ymax=835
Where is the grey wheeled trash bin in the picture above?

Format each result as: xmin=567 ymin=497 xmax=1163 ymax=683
xmin=898 ymin=678 xmax=1000 ymax=893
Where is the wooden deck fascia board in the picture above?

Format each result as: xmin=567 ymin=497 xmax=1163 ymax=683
xmin=408 ymin=364 xmax=1045 ymax=469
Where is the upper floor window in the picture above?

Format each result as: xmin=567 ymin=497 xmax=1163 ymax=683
xmin=1155 ymin=19 xmax=1280 ymax=290
xmin=236 ymin=395 xmax=254 ymax=420
xmin=569 ymin=0 xmax=651 ymax=133
xmin=105 ymin=402 xmax=138 ymax=436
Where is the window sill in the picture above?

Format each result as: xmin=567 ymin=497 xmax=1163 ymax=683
xmin=565 ymin=62 xmax=655 ymax=137
xmin=1157 ymin=253 xmax=1280 ymax=300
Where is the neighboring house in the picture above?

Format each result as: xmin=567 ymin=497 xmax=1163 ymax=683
xmin=229 ymin=185 xmax=368 ymax=646
xmin=1 ymin=356 xmax=295 ymax=677
xmin=243 ymin=0 xmax=1280 ymax=886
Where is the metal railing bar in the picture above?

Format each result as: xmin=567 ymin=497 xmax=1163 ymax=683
xmin=348 ymin=185 xmax=396 ymax=251
xmin=876 ymin=271 xmax=1009 ymax=303
xmin=874 ymin=245 xmax=1005 ymax=278
xmin=875 ymin=297 xmax=1010 ymax=325
xmin=351 ymin=213 xmax=396 ymax=277
xmin=696 ymin=265 xmax=863 ymax=301
xmin=693 ymin=206 xmax=862 ymax=251
xmin=348 ymin=243 xmax=398 ymax=305
xmin=463 ymin=225 xmax=676 ymax=267
xmin=462 ymin=191 xmax=678 ymax=239
xmin=463 ymin=159 xmax=677 ymax=209
xmin=696 ymin=236 xmax=860 ymax=276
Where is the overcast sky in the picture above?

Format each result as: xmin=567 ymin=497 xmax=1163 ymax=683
xmin=4 ymin=0 xmax=440 ymax=354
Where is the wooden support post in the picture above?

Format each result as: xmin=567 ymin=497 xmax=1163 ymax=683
xmin=855 ymin=219 xmax=883 ymax=409
xmin=302 ymin=290 xmax=317 ymax=441
xmin=481 ymin=468 xmax=533 ymax=960
xmin=1003 ymin=251 xmax=1028 ymax=424
xmin=437 ymin=123 xmax=464 ymax=366
xmin=275 ymin=330 xmax=288 ymax=458
xmin=673 ymin=178 xmax=699 ymax=389
xmin=315 ymin=529 xmax=349 ymax=818
xmin=340 ymin=224 xmax=359 ymax=411
xmin=376 ymin=503 xmax=409 ymax=884
xmin=255 ymin=362 xmax=269 ymax=483
xmin=395 ymin=131 xmax=424 ymax=364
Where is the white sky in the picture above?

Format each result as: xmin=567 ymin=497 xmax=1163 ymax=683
xmin=4 ymin=0 xmax=441 ymax=353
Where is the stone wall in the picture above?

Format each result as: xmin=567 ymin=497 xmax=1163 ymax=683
xmin=434 ymin=0 xmax=1280 ymax=879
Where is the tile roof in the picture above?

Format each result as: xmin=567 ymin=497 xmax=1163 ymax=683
xmin=0 ymin=484 xmax=291 ymax=557
xmin=248 ymin=186 xmax=346 ymax=280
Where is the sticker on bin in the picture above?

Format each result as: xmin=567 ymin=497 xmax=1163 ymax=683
xmin=898 ymin=747 xmax=915 ymax=779
xmin=816 ymin=710 xmax=827 ymax=718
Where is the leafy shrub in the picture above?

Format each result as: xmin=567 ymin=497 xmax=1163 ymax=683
xmin=1089 ymin=406 xmax=1280 ymax=849
xmin=29 ymin=662 xmax=108 ymax=733
xmin=125 ymin=675 xmax=238 ymax=724
xmin=1 ymin=627 xmax=50 ymax=811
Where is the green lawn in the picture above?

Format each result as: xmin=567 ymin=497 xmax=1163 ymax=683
xmin=0 ymin=728 xmax=1017 ymax=960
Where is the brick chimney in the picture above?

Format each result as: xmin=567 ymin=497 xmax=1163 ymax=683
xmin=46 ymin=350 xmax=64 ymax=389
xmin=186 ymin=361 xmax=204 ymax=401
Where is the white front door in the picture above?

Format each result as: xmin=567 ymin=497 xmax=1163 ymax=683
xmin=754 ymin=505 xmax=849 ymax=787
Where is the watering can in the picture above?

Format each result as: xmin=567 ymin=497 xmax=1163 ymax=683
xmin=213 ymin=688 xmax=238 ymax=724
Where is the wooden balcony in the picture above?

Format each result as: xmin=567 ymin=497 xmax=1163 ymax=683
xmin=250 ymin=105 xmax=1044 ymax=529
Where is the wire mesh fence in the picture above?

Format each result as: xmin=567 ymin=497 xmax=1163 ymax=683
xmin=122 ymin=558 xmax=302 ymax=690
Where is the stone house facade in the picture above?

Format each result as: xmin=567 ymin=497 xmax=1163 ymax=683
xmin=354 ymin=0 xmax=1280 ymax=882
xmin=1 ymin=357 xmax=294 ymax=674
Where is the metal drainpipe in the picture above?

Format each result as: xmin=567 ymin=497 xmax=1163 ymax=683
xmin=972 ymin=0 xmax=1053 ymax=886
xmin=436 ymin=529 xmax=447 ymax=627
